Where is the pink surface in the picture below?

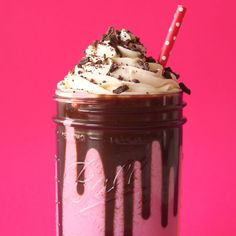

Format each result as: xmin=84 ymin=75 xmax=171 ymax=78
xmin=0 ymin=0 xmax=236 ymax=235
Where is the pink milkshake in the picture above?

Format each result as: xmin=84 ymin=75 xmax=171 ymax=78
xmin=54 ymin=25 xmax=188 ymax=236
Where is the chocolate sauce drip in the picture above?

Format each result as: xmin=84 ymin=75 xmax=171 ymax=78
xmin=104 ymin=177 xmax=117 ymax=236
xmin=56 ymin=125 xmax=66 ymax=235
xmin=174 ymin=160 xmax=180 ymax=216
xmin=160 ymin=135 xmax=170 ymax=228
xmin=141 ymin=146 xmax=151 ymax=219
xmin=160 ymin=129 xmax=181 ymax=227
xmin=123 ymin=162 xmax=134 ymax=235
xmin=174 ymin=128 xmax=182 ymax=216
xmin=75 ymin=133 xmax=180 ymax=235
xmin=75 ymin=136 xmax=155 ymax=236
xmin=54 ymin=94 xmax=185 ymax=236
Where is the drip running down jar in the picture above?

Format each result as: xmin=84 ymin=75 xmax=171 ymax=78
xmin=53 ymin=92 xmax=186 ymax=236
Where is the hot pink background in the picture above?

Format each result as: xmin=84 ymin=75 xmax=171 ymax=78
xmin=0 ymin=0 xmax=235 ymax=235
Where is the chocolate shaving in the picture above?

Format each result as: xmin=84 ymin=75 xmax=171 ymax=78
xmin=79 ymin=57 xmax=90 ymax=66
xmin=107 ymin=63 xmax=119 ymax=75
xmin=109 ymin=38 xmax=122 ymax=56
xmin=118 ymin=75 xmax=124 ymax=80
xmin=163 ymin=70 xmax=172 ymax=79
xmin=92 ymin=40 xmax=99 ymax=47
xmin=101 ymin=27 xmax=145 ymax=57
xmin=163 ymin=67 xmax=180 ymax=79
xmin=121 ymin=41 xmax=143 ymax=53
xmin=107 ymin=26 xmax=115 ymax=36
xmin=90 ymin=79 xmax=97 ymax=84
xmin=113 ymin=85 xmax=129 ymax=94
xmin=102 ymin=26 xmax=116 ymax=41
xmin=95 ymin=60 xmax=103 ymax=64
xmin=145 ymin=56 xmax=156 ymax=63
xmin=179 ymin=82 xmax=191 ymax=95
xmin=132 ymin=79 xmax=140 ymax=83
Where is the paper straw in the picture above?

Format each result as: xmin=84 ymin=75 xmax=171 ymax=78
xmin=158 ymin=5 xmax=187 ymax=67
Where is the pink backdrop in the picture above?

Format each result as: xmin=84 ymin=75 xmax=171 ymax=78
xmin=1 ymin=0 xmax=236 ymax=235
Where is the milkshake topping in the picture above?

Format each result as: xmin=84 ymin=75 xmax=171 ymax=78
xmin=56 ymin=27 xmax=182 ymax=97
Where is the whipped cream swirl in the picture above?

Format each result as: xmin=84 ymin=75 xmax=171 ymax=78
xmin=56 ymin=27 xmax=181 ymax=96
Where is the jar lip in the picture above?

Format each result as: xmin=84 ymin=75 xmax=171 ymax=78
xmin=54 ymin=91 xmax=184 ymax=103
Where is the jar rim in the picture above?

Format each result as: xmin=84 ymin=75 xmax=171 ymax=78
xmin=54 ymin=91 xmax=184 ymax=103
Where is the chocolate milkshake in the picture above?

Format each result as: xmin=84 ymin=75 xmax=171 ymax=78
xmin=54 ymin=27 xmax=187 ymax=236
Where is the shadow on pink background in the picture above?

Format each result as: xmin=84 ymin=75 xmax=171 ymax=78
xmin=0 ymin=0 xmax=236 ymax=235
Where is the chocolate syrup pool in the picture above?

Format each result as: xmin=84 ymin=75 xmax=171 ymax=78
xmin=54 ymin=93 xmax=186 ymax=236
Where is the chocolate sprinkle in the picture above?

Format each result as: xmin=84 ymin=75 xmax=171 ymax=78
xmin=163 ymin=67 xmax=180 ymax=79
xmin=102 ymin=27 xmax=115 ymax=41
xmin=132 ymin=79 xmax=140 ymax=83
xmin=179 ymin=82 xmax=191 ymax=95
xmin=95 ymin=60 xmax=103 ymax=64
xmin=106 ymin=27 xmax=115 ymax=38
xmin=107 ymin=63 xmax=119 ymax=75
xmin=145 ymin=56 xmax=156 ymax=63
xmin=90 ymin=79 xmax=97 ymax=84
xmin=101 ymin=26 xmax=143 ymax=57
xmin=163 ymin=71 xmax=172 ymax=79
xmin=118 ymin=75 xmax=124 ymax=80
xmin=79 ymin=57 xmax=90 ymax=66
xmin=109 ymin=39 xmax=122 ymax=56
xmin=113 ymin=85 xmax=129 ymax=94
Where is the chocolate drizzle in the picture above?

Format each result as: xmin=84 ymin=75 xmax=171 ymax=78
xmin=56 ymin=125 xmax=66 ymax=235
xmin=54 ymin=94 xmax=186 ymax=236
xmin=73 ymin=128 xmax=181 ymax=234
xmin=75 ymin=135 xmax=154 ymax=235
xmin=160 ymin=128 xmax=181 ymax=227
